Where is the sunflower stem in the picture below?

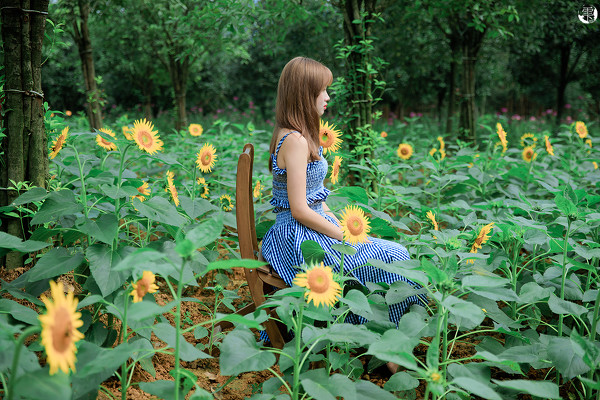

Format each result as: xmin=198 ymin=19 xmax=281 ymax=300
xmin=291 ymin=303 xmax=304 ymax=400
xmin=114 ymin=143 xmax=133 ymax=249
xmin=7 ymin=326 xmax=41 ymax=400
xmin=121 ymin=290 xmax=130 ymax=400
xmin=173 ymin=257 xmax=188 ymax=400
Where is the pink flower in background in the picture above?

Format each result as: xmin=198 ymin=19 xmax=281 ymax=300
xmin=501 ymin=107 xmax=508 ymax=113
xmin=417 ymin=113 xmax=423 ymax=117
xmin=566 ymin=116 xmax=573 ymax=122
xmin=249 ymin=101 xmax=255 ymax=109
xmin=233 ymin=96 xmax=239 ymax=101
xmin=242 ymin=112 xmax=248 ymax=117
xmin=529 ymin=116 xmax=536 ymax=121
xmin=217 ymin=109 xmax=223 ymax=114
xmin=511 ymin=114 xmax=521 ymax=120
xmin=387 ymin=118 xmax=393 ymax=125
xmin=409 ymin=112 xmax=416 ymax=118
xmin=552 ymin=111 xmax=557 ymax=116
xmin=198 ymin=107 xmax=203 ymax=113
xmin=546 ymin=109 xmax=553 ymax=114
xmin=564 ymin=104 xmax=571 ymax=109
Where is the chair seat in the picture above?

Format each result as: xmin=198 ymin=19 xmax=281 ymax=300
xmin=256 ymin=264 xmax=287 ymax=289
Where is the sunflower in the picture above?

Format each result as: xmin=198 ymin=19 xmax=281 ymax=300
xmin=188 ymin=123 xmax=203 ymax=137
xmin=522 ymin=146 xmax=537 ymax=163
xmin=49 ymin=127 xmax=69 ymax=159
xmin=439 ymin=149 xmax=446 ymax=160
xmin=575 ymin=121 xmax=588 ymax=139
xmin=196 ymin=143 xmax=218 ymax=173
xmin=197 ymin=177 xmax=210 ymax=199
xmin=520 ymin=133 xmax=537 ymax=148
xmin=253 ymin=180 xmax=262 ymax=198
xmin=293 ymin=263 xmax=342 ymax=308
xmin=339 ymin=205 xmax=371 ymax=244
xmin=330 ymin=156 xmax=342 ymax=185
xmin=39 ymin=280 xmax=84 ymax=375
xmin=95 ymin=127 xmax=117 ymax=151
xmin=132 ymin=181 xmax=150 ymax=202
xmin=593 ymin=161 xmax=598 ymax=170
xmin=166 ymin=171 xmax=179 ymax=206
xmin=122 ymin=126 xmax=133 ymax=140
xmin=132 ymin=118 xmax=163 ymax=154
xmin=544 ymin=135 xmax=554 ymax=156
xmin=496 ymin=122 xmax=508 ymax=153
xmin=397 ymin=143 xmax=413 ymax=160
xmin=319 ymin=120 xmax=342 ymax=154
xmin=437 ymin=136 xmax=445 ymax=150
xmin=466 ymin=222 xmax=494 ymax=264
xmin=130 ymin=271 xmax=159 ymax=303
xmin=220 ymin=194 xmax=234 ymax=211
xmin=65 ymin=110 xmax=72 ymax=117
xmin=585 ymin=139 xmax=592 ymax=148
xmin=381 ymin=131 xmax=388 ymax=138
xmin=429 ymin=148 xmax=437 ymax=157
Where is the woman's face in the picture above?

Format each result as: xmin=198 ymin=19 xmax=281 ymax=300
xmin=316 ymin=89 xmax=330 ymax=116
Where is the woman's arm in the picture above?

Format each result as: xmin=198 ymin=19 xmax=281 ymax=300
xmin=281 ymin=134 xmax=343 ymax=241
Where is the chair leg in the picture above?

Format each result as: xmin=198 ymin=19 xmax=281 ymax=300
xmin=213 ymin=302 xmax=257 ymax=331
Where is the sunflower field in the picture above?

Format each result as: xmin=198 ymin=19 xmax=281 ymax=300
xmin=0 ymin=105 xmax=598 ymax=400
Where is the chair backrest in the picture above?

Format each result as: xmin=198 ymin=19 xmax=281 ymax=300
xmin=236 ymin=143 xmax=259 ymax=260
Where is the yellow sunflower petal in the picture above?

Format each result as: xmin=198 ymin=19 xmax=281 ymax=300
xmin=196 ymin=144 xmax=218 ymax=173
xmin=319 ymin=120 xmax=342 ymax=154
xmin=339 ymin=205 xmax=371 ymax=244
xmin=132 ymin=119 xmax=163 ymax=154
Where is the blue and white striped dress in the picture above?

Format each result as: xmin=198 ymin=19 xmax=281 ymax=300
xmin=261 ymin=132 xmax=426 ymax=328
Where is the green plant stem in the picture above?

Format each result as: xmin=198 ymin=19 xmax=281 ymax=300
xmin=510 ymin=241 xmax=521 ymax=319
xmin=558 ymin=219 xmax=572 ymax=338
xmin=173 ymin=258 xmax=187 ymax=400
xmin=72 ymin=145 xmax=92 ymax=246
xmin=114 ymin=144 xmax=132 ymax=249
xmin=266 ymin=367 xmax=292 ymax=396
xmin=120 ymin=291 xmax=130 ymax=400
xmin=441 ymin=310 xmax=449 ymax=378
xmin=291 ymin=304 xmax=304 ymax=400
xmin=8 ymin=326 xmax=41 ymax=400
xmin=208 ymin=290 xmax=222 ymax=354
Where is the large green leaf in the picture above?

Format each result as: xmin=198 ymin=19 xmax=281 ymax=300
xmin=77 ymin=214 xmax=119 ymax=244
xmin=13 ymin=368 xmax=71 ymax=399
xmin=179 ymin=195 xmax=217 ymax=219
xmin=367 ymin=329 xmax=420 ymax=370
xmin=0 ymin=298 xmax=39 ymax=325
xmin=441 ymin=295 xmax=485 ymax=326
xmin=11 ymin=248 xmax=84 ymax=287
xmin=12 ymin=186 xmax=49 ymax=205
xmin=301 ymin=240 xmax=325 ymax=264
xmin=355 ymin=380 xmax=397 ymax=400
xmin=518 ymin=282 xmax=553 ymax=304
xmin=334 ymin=186 xmax=369 ymax=204
xmin=87 ymin=244 xmax=132 ymax=297
xmin=453 ymin=377 xmax=501 ymax=400
xmin=555 ymin=193 xmax=577 ymax=216
xmin=138 ymin=380 xmax=178 ymax=400
xmin=0 ymin=231 xmax=50 ymax=257
xmin=31 ymin=190 xmax=83 ymax=225
xmin=205 ymin=258 xmax=267 ymax=272
xmin=548 ymin=293 xmax=588 ymax=317
xmin=153 ymin=322 xmax=211 ymax=362
xmin=493 ymin=379 xmax=560 ymax=399
xmin=133 ymin=196 xmax=186 ymax=227
xmin=185 ymin=215 xmax=224 ymax=249
xmin=219 ymin=328 xmax=276 ymax=376
xmin=339 ymin=289 xmax=373 ymax=319
xmin=547 ymin=336 xmax=590 ymax=379
xmin=301 ymin=378 xmax=337 ymax=400
xmin=384 ymin=371 xmax=419 ymax=391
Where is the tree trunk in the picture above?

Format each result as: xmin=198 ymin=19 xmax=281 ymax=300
xmin=339 ymin=0 xmax=378 ymax=186
xmin=556 ymin=45 xmax=570 ymax=125
xmin=445 ymin=45 xmax=458 ymax=134
xmin=458 ymin=24 xmax=486 ymax=145
xmin=169 ymin=54 xmax=189 ymax=131
xmin=0 ymin=0 xmax=49 ymax=269
xmin=72 ymin=0 xmax=102 ymax=130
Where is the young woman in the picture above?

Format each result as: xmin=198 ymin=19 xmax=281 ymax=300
xmin=261 ymin=57 xmax=426 ymax=347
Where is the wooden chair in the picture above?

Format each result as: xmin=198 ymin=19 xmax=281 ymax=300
xmin=216 ymin=143 xmax=289 ymax=349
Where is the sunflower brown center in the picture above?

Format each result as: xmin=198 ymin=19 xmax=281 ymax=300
xmin=347 ymin=216 xmax=363 ymax=235
xmin=136 ymin=280 xmax=150 ymax=298
xmin=401 ymin=147 xmax=409 ymax=155
xmin=139 ymin=131 xmax=152 ymax=145
xmin=203 ymin=153 xmax=211 ymax=164
xmin=307 ymin=270 xmax=329 ymax=293
xmin=52 ymin=307 xmax=73 ymax=353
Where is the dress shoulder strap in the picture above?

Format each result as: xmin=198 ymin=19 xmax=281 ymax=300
xmin=274 ymin=131 xmax=299 ymax=158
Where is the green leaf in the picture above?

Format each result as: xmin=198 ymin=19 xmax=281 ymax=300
xmin=13 ymin=368 xmax=71 ymax=399
xmin=0 ymin=298 xmax=39 ymax=325
xmin=442 ymin=295 xmax=485 ymax=326
xmin=518 ymin=282 xmax=553 ymax=304
xmin=213 ymin=312 xmax=267 ymax=330
xmin=301 ymin=378 xmax=337 ymax=400
xmin=367 ymin=329 xmax=420 ymax=370
xmin=179 ymin=195 xmax=217 ymax=219
xmin=331 ymin=242 xmax=356 ymax=256
xmin=0 ymin=231 xmax=51 ymax=256
xmin=301 ymin=240 xmax=325 ymax=264
xmin=384 ymin=371 xmax=419 ymax=391
xmin=548 ymin=293 xmax=588 ymax=316
xmin=14 ymin=248 xmax=84 ymax=286
xmin=31 ymin=190 xmax=83 ymax=225
xmin=186 ymin=215 xmax=224 ymax=249
xmin=555 ymin=193 xmax=577 ymax=216
xmin=128 ymin=301 xmax=174 ymax=322
xmin=78 ymin=214 xmax=119 ymax=244
xmin=99 ymin=183 xmax=139 ymax=199
xmin=206 ymin=258 xmax=267 ymax=272
xmin=134 ymin=196 xmax=186 ymax=227
xmin=87 ymin=244 xmax=132 ymax=297
xmin=12 ymin=186 xmax=49 ymax=205
xmin=334 ymin=186 xmax=369 ymax=204
xmin=493 ymin=379 xmax=560 ymax=399
xmin=369 ymin=218 xmax=399 ymax=238
xmin=219 ymin=328 xmax=276 ymax=376
xmin=153 ymin=323 xmax=211 ymax=362
xmin=355 ymin=380 xmax=398 ymax=399
xmin=453 ymin=377 xmax=501 ymax=400
xmin=139 ymin=380 xmax=178 ymax=400
xmin=340 ymin=289 xmax=373 ymax=319
xmin=76 ymin=342 xmax=139 ymax=377
xmin=547 ymin=336 xmax=590 ymax=379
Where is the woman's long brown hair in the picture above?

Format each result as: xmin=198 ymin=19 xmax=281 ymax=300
xmin=268 ymin=57 xmax=333 ymax=171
